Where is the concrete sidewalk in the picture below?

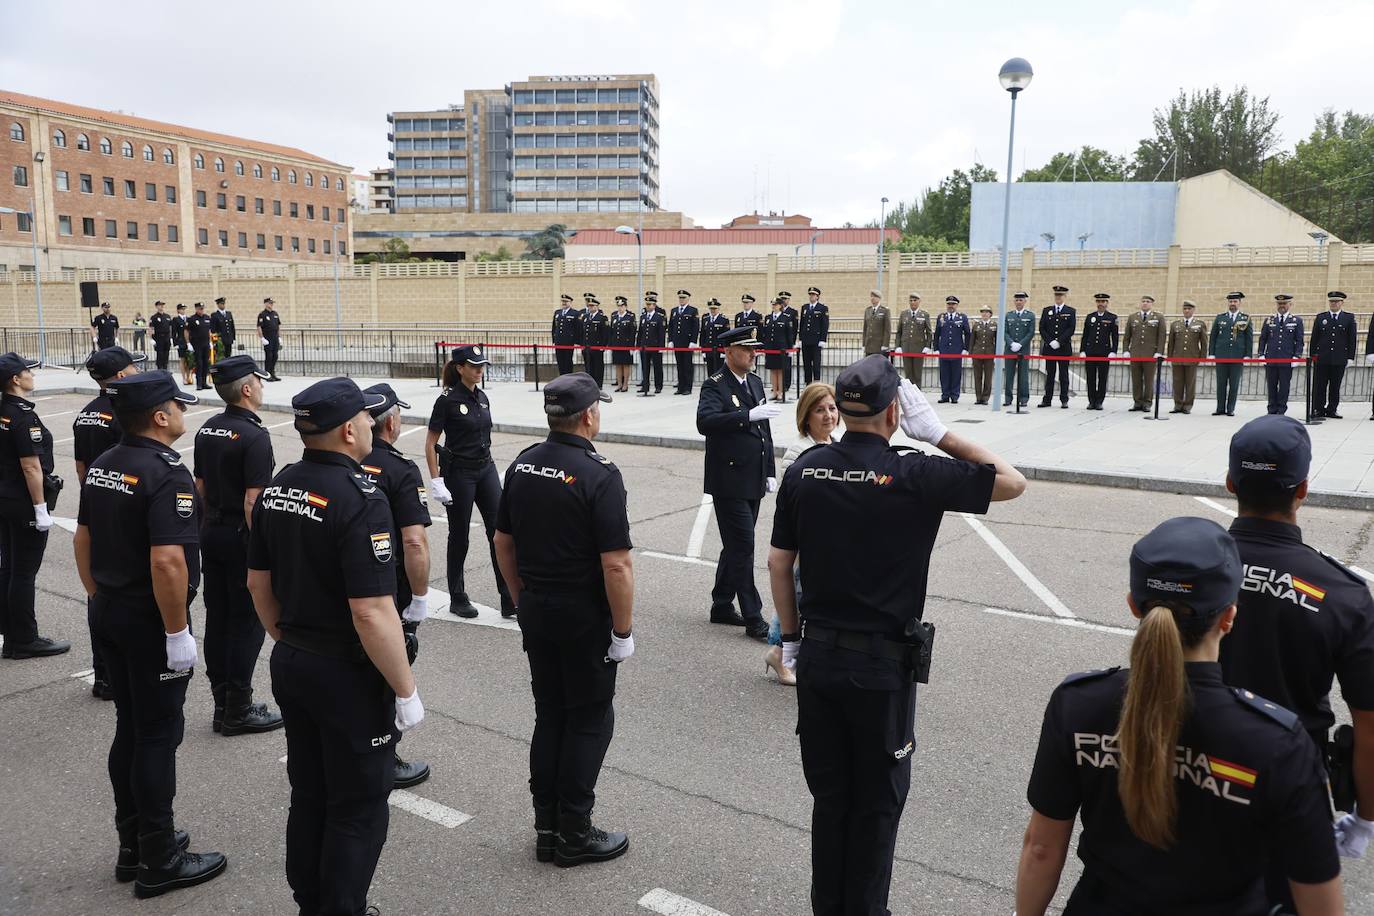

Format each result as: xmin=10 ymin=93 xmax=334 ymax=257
xmin=34 ymin=367 xmax=1374 ymax=509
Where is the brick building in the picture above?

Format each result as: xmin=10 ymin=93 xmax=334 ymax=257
xmin=0 ymin=90 xmax=351 ymax=273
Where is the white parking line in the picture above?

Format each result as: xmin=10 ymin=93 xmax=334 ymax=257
xmin=264 ymin=418 xmax=296 ymax=430
xmin=388 ymin=789 xmax=472 ymax=828
xmin=51 ymin=516 xmax=78 ymax=534
xmin=398 ymin=426 xmax=427 ymax=439
xmin=686 ymin=495 xmax=713 ymax=558
xmin=639 ymin=888 xmax=731 ymax=916
xmin=639 ymin=549 xmax=716 ymax=568
xmin=425 ymin=595 xmax=519 ymax=631
xmin=982 ymin=607 xmax=1133 ymax=637
xmin=1351 ymin=565 xmax=1374 ymax=583
xmin=70 ymin=668 xmax=96 ymax=685
xmin=1194 ymin=495 xmax=1237 ymax=518
xmin=959 ymin=514 xmax=1075 ymax=618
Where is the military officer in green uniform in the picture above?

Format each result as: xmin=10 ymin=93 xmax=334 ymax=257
xmin=1122 ymin=295 xmax=1167 ymax=412
xmin=861 ymin=290 xmax=890 ymax=357
xmin=895 ymin=293 xmax=932 ymax=385
xmin=1209 ymin=292 xmax=1253 ymax=416
xmin=969 ymin=305 xmax=998 ymax=404
xmin=1003 ymin=292 xmax=1036 ymax=408
xmin=1166 ymin=300 xmax=1208 ymax=414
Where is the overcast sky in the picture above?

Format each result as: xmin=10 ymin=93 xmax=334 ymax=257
xmin=5 ymin=0 xmax=1371 ymax=227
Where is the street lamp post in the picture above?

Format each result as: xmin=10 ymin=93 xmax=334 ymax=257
xmin=990 ymin=58 xmax=1033 ymax=411
xmin=614 ymin=224 xmax=643 ymax=314
xmin=0 ymin=203 xmax=45 ymax=364
xmin=876 ymin=197 xmax=889 ymax=292
xmin=1040 ymin=232 xmax=1055 ymax=251
xmin=331 ymin=223 xmax=345 ymax=352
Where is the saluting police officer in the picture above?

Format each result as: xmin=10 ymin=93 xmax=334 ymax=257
xmin=698 ymin=298 xmax=730 ymax=377
xmin=798 ymin=286 xmax=829 ymax=384
xmin=1258 ymin=294 xmax=1305 ymax=416
xmin=209 ymin=297 xmax=235 ymax=361
xmin=186 ymin=303 xmax=212 ymax=390
xmin=493 ymin=372 xmax=634 ymax=867
xmin=1014 ymin=516 xmax=1342 ymax=916
xmin=1310 ymin=291 xmax=1356 ymax=419
xmin=362 ymin=383 xmax=434 ymax=790
xmin=194 ymin=355 xmax=283 ymax=736
xmin=149 ymin=302 xmax=173 ymax=372
xmin=92 ymin=301 xmax=120 ymax=350
xmin=74 ymin=370 xmax=227 ymax=898
xmin=246 ymin=378 xmax=424 ymax=916
xmin=1079 ymin=293 xmax=1120 ymax=410
xmin=552 ymin=294 xmax=584 ymax=376
xmin=697 ymin=326 xmax=778 ymax=640
xmin=256 ymin=297 xmax=283 ymax=382
xmin=768 ymin=355 xmax=1023 ymax=914
xmin=668 ymin=289 xmax=699 ymax=395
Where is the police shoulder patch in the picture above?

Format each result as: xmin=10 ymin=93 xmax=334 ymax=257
xmin=1230 ymin=687 xmax=1300 ymax=731
xmin=370 ymin=531 xmax=393 ymax=563
xmin=1059 ymin=666 xmax=1121 ymax=688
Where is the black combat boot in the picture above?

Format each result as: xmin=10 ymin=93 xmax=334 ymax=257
xmin=220 ymin=688 xmax=284 ymax=736
xmin=211 ymin=684 xmax=226 ymax=733
xmin=554 ymin=811 xmax=628 ymax=867
xmin=534 ymin=804 xmax=558 ymax=863
xmin=133 ymin=829 xmax=227 ymax=898
xmin=115 ymin=816 xmax=189 ymax=882
xmin=393 ymin=753 xmax=431 ymax=789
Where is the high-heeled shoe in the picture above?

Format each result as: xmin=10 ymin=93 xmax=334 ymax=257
xmin=763 ymin=645 xmax=796 ymax=686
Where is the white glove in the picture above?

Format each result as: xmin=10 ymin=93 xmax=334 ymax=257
xmin=1049 ymin=340 xmax=1060 ymax=350
xmin=766 ymin=476 xmax=778 ymax=493
xmin=607 ymin=629 xmax=635 ymax=662
xmin=1010 ymin=342 xmax=1022 ymax=353
xmin=401 ymin=592 xmax=428 ymax=624
xmin=1348 ymin=359 xmax=1355 ymax=367
xmin=261 ymin=337 xmax=270 ymax=347
xmin=1366 ymin=353 xmax=1374 ymax=366
xmin=395 ymin=690 xmax=425 ymax=731
xmin=429 ymin=478 xmax=453 ymax=506
xmin=1109 ymin=352 xmax=1118 ymax=358
xmin=817 ymin=341 xmax=826 ymax=348
xmin=781 ymin=639 xmax=800 ymax=670
xmin=897 ymin=379 xmax=948 ymax=445
xmin=923 ymin=348 xmax=935 ymax=355
xmin=960 ymin=349 xmax=969 ymax=356
xmin=165 ymin=627 xmax=197 ymax=672
xmin=1335 ymin=812 xmax=1374 ymax=858
xmin=1153 ymin=352 xmax=1163 ymax=359
xmin=748 ymin=404 xmax=782 ymax=422
xmin=32 ymin=503 xmax=52 ymax=532
xmin=1079 ymin=352 xmax=1086 ymax=358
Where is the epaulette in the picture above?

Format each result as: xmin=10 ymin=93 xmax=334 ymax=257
xmin=888 ymin=445 xmax=924 ymax=456
xmin=1316 ymin=549 xmax=1366 ymax=587
xmin=441 ymin=387 xmax=453 ymax=396
xmin=1230 ymin=687 xmax=1300 ymax=731
xmin=709 ymin=371 xmax=724 ymax=382
xmin=157 ymin=451 xmax=183 ymax=467
xmin=1059 ymin=666 xmax=1121 ymax=688
xmin=585 ymin=448 xmax=616 ymax=470
xmin=795 ymin=441 xmax=828 ymax=462
xmin=349 ymin=471 xmax=378 ymax=495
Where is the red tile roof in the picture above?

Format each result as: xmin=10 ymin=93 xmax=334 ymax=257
xmin=570 ymin=228 xmax=899 ymax=245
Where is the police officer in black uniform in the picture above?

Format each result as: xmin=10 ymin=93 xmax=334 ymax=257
xmin=636 ymin=292 xmax=666 ymax=396
xmin=769 ymin=354 xmax=1022 ymax=915
xmin=581 ymin=296 xmax=609 ymax=389
xmin=246 ymin=378 xmax=424 ymax=916
xmin=256 ymin=297 xmax=283 ymax=382
xmin=778 ymin=290 xmax=799 ymax=392
xmin=1038 ymin=286 xmax=1076 ymax=408
xmin=172 ymin=304 xmax=192 ymax=386
xmin=194 ymin=355 xmax=283 ymax=736
xmin=1310 ymin=291 xmax=1356 ymax=418
xmin=493 ymin=372 xmax=634 ymax=867
xmin=74 ymin=370 xmax=227 ymax=898
xmin=424 ymin=345 xmax=514 ymax=618
xmin=1079 ymin=292 xmax=1119 ymax=410
xmin=698 ymin=299 xmax=730 ymax=377
xmin=209 ymin=296 xmax=236 ymax=361
xmin=697 ymin=326 xmax=779 ymax=640
xmin=186 ymin=302 xmax=212 ymax=390
xmin=552 ymin=294 xmax=584 ymax=376
xmin=668 ymin=289 xmax=700 ymax=395
xmin=75 ymin=345 xmax=146 ymax=693
xmin=149 ymin=302 xmax=173 ymax=371
xmin=799 ymin=286 xmax=829 ymax=384
xmin=1015 ymin=516 xmax=1343 ymax=916
xmin=608 ymin=296 xmax=637 ymax=393
xmin=362 ymin=382 xmax=433 ymax=789
xmin=92 ymin=301 xmax=120 ymax=350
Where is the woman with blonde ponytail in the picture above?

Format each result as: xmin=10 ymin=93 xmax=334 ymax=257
xmin=1014 ymin=517 xmax=1344 ymax=916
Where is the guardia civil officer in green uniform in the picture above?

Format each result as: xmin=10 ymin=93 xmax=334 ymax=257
xmin=493 ymin=372 xmax=634 ymax=867
xmin=1015 ymin=517 xmax=1343 ymax=916
xmin=1209 ymin=291 xmax=1253 ymax=416
xmin=769 ymin=355 xmax=1024 ymax=915
xmin=1003 ymin=292 xmax=1036 ymax=408
xmin=74 ymin=371 xmax=227 ymax=898
xmin=247 ymin=378 xmax=425 ymax=916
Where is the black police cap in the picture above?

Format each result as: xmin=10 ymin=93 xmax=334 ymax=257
xmin=835 ymin=354 xmax=899 ymax=417
xmin=86 ymin=345 xmax=146 ymax=381
xmin=1229 ymin=415 xmax=1310 ymax=490
xmin=1328 ymin=291 xmax=1346 ymax=300
xmin=740 ymin=294 xmax=755 ymax=304
xmin=175 ymin=303 xmax=186 ymax=310
xmin=807 ymin=286 xmax=821 ymax=295
xmin=945 ymin=295 xmax=960 ymax=304
xmin=677 ymin=289 xmax=691 ymax=297
xmin=363 ymin=382 xmax=411 ymax=418
xmin=450 ymin=344 xmax=490 ymax=366
xmin=1130 ymin=517 xmax=1241 ymax=624
xmin=1093 ymin=292 xmax=1110 ymax=301
xmin=214 ymin=297 xmax=226 ymax=305
xmin=718 ymin=326 xmax=763 ymax=348
xmin=1226 ymin=291 xmax=1245 ymax=300
xmin=707 ymin=298 xmax=721 ymax=307
xmin=778 ymin=290 xmax=792 ymax=299
xmin=1274 ymin=294 xmax=1293 ymax=302
xmin=1052 ymin=285 xmax=1069 ymax=293
xmin=560 ymin=294 xmax=574 ymax=302
xmin=614 ymin=295 xmax=628 ymax=304
xmin=106 ymin=370 xmax=198 ymax=410
xmin=543 ymin=372 xmax=611 ymax=415
xmin=0 ymin=352 xmax=40 ymax=384
xmin=1013 ymin=291 xmax=1029 ymax=299
xmin=292 ymin=378 xmax=386 ymax=434
xmin=209 ymin=355 xmax=269 ymax=385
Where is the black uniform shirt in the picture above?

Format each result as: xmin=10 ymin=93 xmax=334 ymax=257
xmin=636 ymin=308 xmax=666 ymax=347
xmin=248 ymin=449 xmax=396 ymax=659
xmin=210 ymin=309 xmax=236 ymax=343
xmin=92 ymin=312 xmax=120 ymax=346
xmin=609 ymin=311 xmax=637 ymax=348
xmin=187 ymin=314 xmax=212 ymax=346
xmin=257 ymin=309 xmax=281 ymax=342
xmin=149 ymin=312 xmax=173 ymax=345
xmin=1219 ymin=517 xmax=1374 ymax=743
xmin=1028 ymin=663 xmax=1339 ymax=914
xmin=0 ymin=393 xmax=55 ymax=485
xmin=72 ymin=393 xmax=122 ymax=467
xmin=361 ymin=439 xmax=431 ymax=610
xmin=427 ymin=383 xmax=493 ymax=463
xmin=193 ymin=405 xmax=274 ymax=521
xmin=771 ymin=431 xmax=993 ymax=637
xmin=77 ymin=435 xmax=201 ymax=604
xmin=495 ymin=432 xmax=631 ymax=592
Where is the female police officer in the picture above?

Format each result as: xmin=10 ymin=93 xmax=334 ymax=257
xmin=0 ymin=352 xmax=70 ymax=659
xmin=424 ymin=345 xmax=513 ymax=618
xmin=1014 ymin=516 xmax=1343 ymax=916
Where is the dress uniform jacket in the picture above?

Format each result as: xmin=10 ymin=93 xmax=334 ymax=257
xmin=895 ymin=308 xmax=931 ymax=354
xmin=1004 ymin=308 xmax=1036 ymax=354
xmin=862 ymin=304 xmax=891 ymax=355
xmin=734 ymin=308 xmax=762 ymax=330
xmin=695 ymin=369 xmax=774 ymax=499
xmin=698 ymin=312 xmax=730 ymax=350
xmin=1209 ymin=310 xmax=1254 ymax=359
xmin=934 ymin=311 xmax=969 ymax=354
xmin=210 ymin=309 xmax=236 ymax=355
xmin=799 ymin=300 xmax=829 ymax=345
xmin=1167 ymin=316 xmax=1208 ymax=360
xmin=1122 ymin=309 xmax=1166 ymax=357
xmin=551 ymin=307 xmax=584 ymax=348
xmin=668 ymin=304 xmax=699 ymax=349
xmin=1258 ymin=313 xmax=1304 ymax=362
xmin=969 ymin=316 xmax=998 ymax=355
xmin=1039 ymin=304 xmax=1076 ymax=353
xmin=1080 ymin=310 xmax=1119 ymax=356
xmin=608 ymin=310 xmax=637 ymax=365
xmin=1310 ymin=309 xmax=1356 ymax=366
xmin=582 ymin=309 xmax=610 ymax=350
xmin=171 ymin=315 xmax=188 ymax=356
xmin=760 ymin=312 xmax=791 ymax=371
xmin=636 ymin=308 xmax=666 ymax=348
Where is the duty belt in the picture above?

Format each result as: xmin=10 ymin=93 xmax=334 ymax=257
xmin=803 ymin=624 xmax=913 ymax=663
xmin=204 ymin=507 xmax=244 ymax=525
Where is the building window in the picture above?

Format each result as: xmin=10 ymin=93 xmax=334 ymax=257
xmin=194 ymin=153 xmax=205 ymax=169
xmin=289 ymin=202 xmax=298 ymax=218
xmin=147 ymin=223 xmax=159 ymax=241
xmin=76 ymin=133 xmax=89 ymax=151
xmin=271 ymin=167 xmax=280 ymax=181
xmin=323 ymin=239 xmax=331 ymax=255
xmin=105 ymin=219 xmax=117 ymax=238
xmin=197 ymin=227 xmax=208 ymax=246
xmin=214 ymin=157 xmax=224 ymax=172
xmin=287 ymin=169 xmax=297 ymax=184
xmin=163 ymin=148 xmax=174 ymax=165
xmin=9 ymin=122 xmax=24 ymax=141
xmin=126 ymin=221 xmax=138 ymax=239
xmin=291 ymin=236 xmax=300 ymax=252
xmin=216 ymin=193 xmax=226 ymax=209
xmin=336 ymin=177 xmax=344 ymax=191
xmin=81 ymin=217 xmax=94 ymax=236
xmin=53 ymin=129 xmax=66 ymax=148
xmin=168 ymin=225 xmax=178 ymax=243
xmin=146 ymin=183 xmax=157 ymax=201
xmin=124 ymin=179 xmax=136 ymax=199
xmin=102 ymin=176 xmax=114 ymax=195
xmin=273 ymin=200 xmax=281 ymax=216
xmin=274 ymin=235 xmax=282 ymax=251
xmin=235 ymin=195 xmax=245 ymax=212
xmin=13 ymin=165 xmax=26 ymax=187
xmin=256 ymin=233 xmax=266 ymax=249
xmin=234 ymin=160 xmax=244 ymax=176
xmin=339 ymin=241 xmax=346 ymax=255
xmin=121 ymin=140 xmax=133 ymax=158
xmin=218 ymin=230 xmax=228 ymax=247
xmin=143 ymin=145 xmax=154 ymax=161
xmin=55 ymin=170 xmax=69 ymax=191
xmin=322 ymin=206 xmax=331 ymax=222
xmin=252 ymin=163 xmax=262 ymax=179
xmin=99 ymin=137 xmax=112 ymax=155
xmin=254 ymin=197 xmax=264 ymax=214
xmin=237 ymin=231 xmax=247 ymax=248
xmin=166 ymin=185 xmax=176 ymax=203
xmin=195 ymin=190 xmax=206 ymax=207
xmin=307 ymin=238 xmax=316 ymax=253
xmin=306 ymin=204 xmax=314 ymax=220
xmin=80 ymin=173 xmax=92 ymax=193
xmin=305 ymin=172 xmax=314 ymax=187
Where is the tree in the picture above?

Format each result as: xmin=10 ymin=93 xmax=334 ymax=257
xmin=356 ymin=237 xmax=420 ymax=264
xmin=522 ymin=223 xmax=569 ymax=260
xmin=1020 ymin=146 xmax=1129 ymax=182
xmin=1131 ymin=86 xmax=1280 ymax=181
xmin=878 ymin=163 xmax=998 ymax=246
xmin=884 ymin=234 xmax=968 ymax=253
xmin=475 ymin=245 xmax=514 ymax=262
xmin=1265 ymin=109 xmax=1374 ymax=242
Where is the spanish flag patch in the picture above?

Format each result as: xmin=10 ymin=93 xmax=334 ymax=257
xmin=1208 ymin=756 xmax=1258 ymax=788
xmin=1291 ymin=577 xmax=1325 ymax=603
xmin=306 ymin=492 xmax=329 ymax=509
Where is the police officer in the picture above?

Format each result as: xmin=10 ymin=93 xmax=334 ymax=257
xmin=75 ymin=346 xmax=146 ymax=693
xmin=172 ymin=304 xmax=193 ymax=387
xmin=761 ymin=297 xmax=791 ymax=402
xmin=895 ymin=293 xmax=932 ymax=385
xmin=149 ymin=301 xmax=173 ymax=372
xmin=581 ymin=296 xmax=609 ymax=390
xmin=551 ymin=294 xmax=584 ymax=376
xmin=1218 ymin=415 xmax=1374 ymax=882
xmin=256 ymin=297 xmax=283 ymax=382
xmin=798 ymin=286 xmax=829 ymax=384
xmin=1258 ymin=293 xmax=1304 ymax=416
xmin=1166 ymin=299 xmax=1208 ymax=414
xmin=74 ymin=370 xmax=226 ymax=898
xmin=209 ymin=297 xmax=235 ymax=361
xmin=697 ymin=326 xmax=778 ymax=640
xmin=778 ymin=290 xmax=799 ymax=392
xmin=493 ymin=372 xmax=634 ymax=867
xmin=362 ymin=382 xmax=434 ymax=790
xmin=636 ymin=292 xmax=666 ymax=396
xmin=1039 ymin=285 xmax=1076 ymax=408
xmin=92 ymin=301 xmax=120 ymax=350
xmin=608 ymin=296 xmax=637 ymax=393
xmin=698 ymin=298 xmax=730 ymax=377
xmin=1122 ymin=295 xmax=1166 ymax=412
xmin=1079 ymin=293 xmax=1119 ymax=410
xmin=246 ymin=378 xmax=424 ymax=916
xmin=0 ymin=352 xmax=69 ymax=660
xmin=969 ymin=304 xmax=998 ymax=405
xmin=1310 ymin=291 xmax=1356 ymax=418
xmin=1209 ymin=292 xmax=1253 ymax=417
xmin=1004 ymin=292 xmax=1036 ymax=408
xmin=769 ymin=355 xmax=1023 ymax=914
xmin=735 ymin=293 xmax=762 ymax=330
xmin=1014 ymin=516 xmax=1342 ymax=916
xmin=186 ymin=303 xmax=212 ymax=390
xmin=425 ymin=345 xmax=514 ymax=617
xmin=934 ymin=295 xmax=970 ymax=404
xmin=668 ymin=289 xmax=699 ymax=395
xmin=194 ymin=355 xmax=283 ymax=736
